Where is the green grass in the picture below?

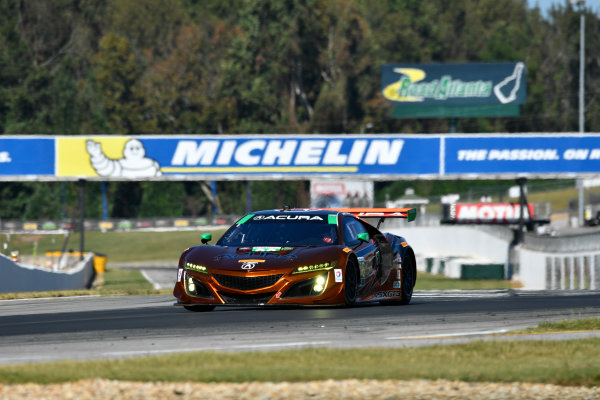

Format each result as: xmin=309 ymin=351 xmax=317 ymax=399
xmin=415 ymin=272 xmax=517 ymax=290
xmin=0 ymin=340 xmax=599 ymax=386
xmin=0 ymin=268 xmax=170 ymax=300
xmin=516 ymin=318 xmax=600 ymax=333
xmin=3 ymin=228 xmax=227 ymax=263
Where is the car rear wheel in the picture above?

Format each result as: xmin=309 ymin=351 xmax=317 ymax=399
xmin=399 ymin=254 xmax=415 ymax=305
xmin=344 ymin=258 xmax=359 ymax=306
xmin=380 ymin=253 xmax=416 ymax=306
xmin=183 ymin=305 xmax=216 ymax=312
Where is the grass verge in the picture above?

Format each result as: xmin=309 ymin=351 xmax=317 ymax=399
xmin=4 ymin=228 xmax=227 ymax=263
xmin=0 ymin=340 xmax=599 ymax=386
xmin=415 ymin=272 xmax=517 ymax=290
xmin=0 ymin=268 xmax=170 ymax=300
xmin=516 ymin=318 xmax=600 ymax=333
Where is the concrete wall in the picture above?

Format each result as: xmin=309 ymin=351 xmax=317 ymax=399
xmin=388 ymin=225 xmax=600 ymax=290
xmin=516 ymin=247 xmax=600 ymax=290
xmin=389 ymin=226 xmax=511 ymax=263
xmin=0 ymin=252 xmax=95 ymax=293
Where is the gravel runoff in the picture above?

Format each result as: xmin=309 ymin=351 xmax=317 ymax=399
xmin=0 ymin=379 xmax=598 ymax=400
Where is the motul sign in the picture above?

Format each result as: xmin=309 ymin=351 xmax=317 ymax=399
xmin=448 ymin=203 xmax=534 ymax=224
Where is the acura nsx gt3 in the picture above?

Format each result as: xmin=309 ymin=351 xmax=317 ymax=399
xmin=173 ymin=208 xmax=417 ymax=311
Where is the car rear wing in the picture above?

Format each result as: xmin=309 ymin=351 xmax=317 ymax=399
xmin=318 ymin=207 xmax=417 ymax=226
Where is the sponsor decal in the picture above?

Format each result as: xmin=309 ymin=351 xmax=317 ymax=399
xmin=334 ymin=269 xmax=343 ymax=283
xmin=276 ymin=291 xmax=282 ymax=299
xmin=450 ymin=203 xmax=534 ymax=224
xmin=177 ymin=268 xmax=183 ymax=282
xmin=216 ymin=253 xmax=297 ymax=261
xmin=237 ymin=259 xmax=266 ymax=263
xmin=252 ymin=247 xmax=282 ymax=252
xmin=57 ymin=137 xmax=161 ymax=178
xmin=240 ymin=261 xmax=259 ymax=270
xmin=393 ymin=281 xmax=401 ymax=289
xmin=396 ymin=269 xmax=402 ymax=280
xmin=168 ymin=138 xmax=404 ymax=170
xmin=374 ymin=290 xmax=401 ymax=298
xmin=253 ymin=215 xmax=324 ymax=221
xmin=401 ymin=241 xmax=408 ymax=247
xmin=342 ymin=248 xmax=352 ymax=253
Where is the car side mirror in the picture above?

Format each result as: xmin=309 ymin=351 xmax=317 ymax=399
xmin=201 ymin=233 xmax=212 ymax=245
xmin=357 ymin=232 xmax=369 ymax=243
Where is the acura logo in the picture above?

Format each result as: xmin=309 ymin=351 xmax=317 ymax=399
xmin=241 ymin=262 xmax=257 ymax=270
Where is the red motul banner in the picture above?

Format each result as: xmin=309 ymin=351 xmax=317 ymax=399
xmin=444 ymin=203 xmax=534 ymax=224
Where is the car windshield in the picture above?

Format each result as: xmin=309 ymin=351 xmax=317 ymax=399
xmin=217 ymin=213 xmax=339 ymax=247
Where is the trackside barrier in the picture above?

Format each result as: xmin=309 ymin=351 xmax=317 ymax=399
xmin=392 ymin=225 xmax=600 ymax=290
xmin=0 ymin=252 xmax=95 ymax=293
xmin=516 ymin=247 xmax=600 ymax=290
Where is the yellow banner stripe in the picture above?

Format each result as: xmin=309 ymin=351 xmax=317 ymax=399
xmin=161 ymin=166 xmax=358 ymax=173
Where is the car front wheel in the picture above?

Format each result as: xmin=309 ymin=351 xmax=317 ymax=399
xmin=344 ymin=258 xmax=359 ymax=306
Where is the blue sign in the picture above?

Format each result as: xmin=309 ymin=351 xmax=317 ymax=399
xmin=382 ymin=62 xmax=526 ymax=106
xmin=444 ymin=135 xmax=600 ymax=175
xmin=0 ymin=138 xmax=55 ymax=176
xmin=140 ymin=135 xmax=440 ymax=177
xmin=2 ymin=134 xmax=600 ymax=181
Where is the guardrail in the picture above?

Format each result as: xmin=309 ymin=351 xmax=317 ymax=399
xmin=0 ymin=216 xmax=237 ymax=233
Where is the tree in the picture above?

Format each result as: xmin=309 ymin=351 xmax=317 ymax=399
xmin=93 ymin=32 xmax=146 ymax=134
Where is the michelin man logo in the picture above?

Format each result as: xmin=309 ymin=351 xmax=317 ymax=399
xmin=86 ymin=139 xmax=162 ymax=178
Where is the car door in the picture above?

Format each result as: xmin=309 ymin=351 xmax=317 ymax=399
xmin=341 ymin=216 xmax=380 ymax=294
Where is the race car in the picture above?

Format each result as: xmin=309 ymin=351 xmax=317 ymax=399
xmin=173 ymin=207 xmax=417 ymax=311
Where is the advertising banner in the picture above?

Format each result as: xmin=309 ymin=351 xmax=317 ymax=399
xmin=310 ymin=180 xmax=374 ymax=208
xmin=442 ymin=203 xmax=535 ymax=225
xmin=55 ymin=135 xmax=440 ymax=180
xmin=1 ymin=134 xmax=600 ymax=181
xmin=444 ymin=135 xmax=600 ymax=176
xmin=0 ymin=137 xmax=55 ymax=177
xmin=382 ymin=62 xmax=526 ymax=106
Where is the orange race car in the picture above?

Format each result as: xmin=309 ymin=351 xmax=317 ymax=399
xmin=173 ymin=207 xmax=417 ymax=311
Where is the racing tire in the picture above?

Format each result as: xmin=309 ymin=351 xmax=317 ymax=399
xmin=398 ymin=254 xmax=416 ymax=305
xmin=380 ymin=253 xmax=416 ymax=306
xmin=183 ymin=305 xmax=216 ymax=312
xmin=344 ymin=258 xmax=359 ymax=306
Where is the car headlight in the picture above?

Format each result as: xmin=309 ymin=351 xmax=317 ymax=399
xmin=292 ymin=260 xmax=337 ymax=274
xmin=185 ymin=262 xmax=208 ymax=273
xmin=313 ymin=275 xmax=327 ymax=293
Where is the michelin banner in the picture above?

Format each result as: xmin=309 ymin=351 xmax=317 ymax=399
xmin=1 ymin=134 xmax=599 ymax=181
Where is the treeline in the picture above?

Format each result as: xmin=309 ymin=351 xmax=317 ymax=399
xmin=1 ymin=0 xmax=599 ymax=219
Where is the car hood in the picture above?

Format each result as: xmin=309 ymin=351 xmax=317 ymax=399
xmin=184 ymin=245 xmax=344 ymax=272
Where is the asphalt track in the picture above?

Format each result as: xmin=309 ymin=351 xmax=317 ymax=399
xmin=0 ymin=290 xmax=599 ymax=365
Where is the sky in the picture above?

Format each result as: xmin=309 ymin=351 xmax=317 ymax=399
xmin=527 ymin=0 xmax=600 ymax=17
